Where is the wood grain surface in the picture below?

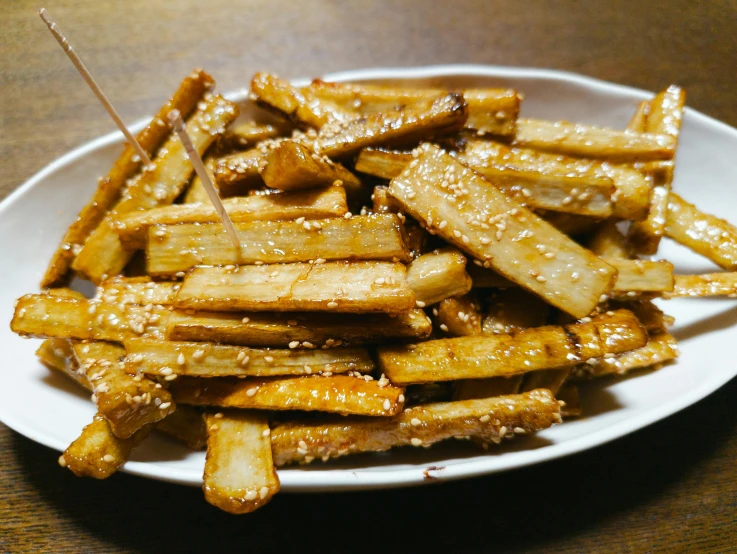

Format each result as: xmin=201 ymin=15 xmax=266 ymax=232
xmin=2 ymin=0 xmax=737 ymax=552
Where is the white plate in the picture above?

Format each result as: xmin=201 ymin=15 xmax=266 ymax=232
xmin=3 ymin=65 xmax=737 ymax=492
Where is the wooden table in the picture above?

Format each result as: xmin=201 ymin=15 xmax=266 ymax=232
xmin=2 ymin=1 xmax=736 ymax=551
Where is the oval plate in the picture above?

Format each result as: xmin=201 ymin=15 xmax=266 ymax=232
xmin=2 ymin=65 xmax=737 ymax=491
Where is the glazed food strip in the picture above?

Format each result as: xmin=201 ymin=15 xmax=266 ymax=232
xmin=587 ymin=221 xmax=630 ymax=258
xmin=59 ymin=413 xmax=151 ymax=479
xmin=155 ymin=405 xmax=207 ymax=450
xmin=372 ymin=184 xmax=403 ymax=213
xmin=665 ymin=193 xmax=737 ymax=270
xmin=304 ymin=80 xmax=520 ymax=136
xmin=606 ymin=259 xmax=675 ymax=295
xmin=405 ymin=248 xmax=472 ymax=307
xmin=166 ymin=309 xmax=432 ymax=346
xmin=97 ymin=277 xmax=179 ymax=306
xmin=457 ymin=140 xmax=653 ymax=220
xmin=114 ymin=186 xmax=348 ymax=250
xmin=664 ymin=273 xmax=737 ymax=298
xmin=628 ymin=86 xmax=686 ymax=255
xmin=125 ymin=338 xmax=375 ymax=378
xmin=627 ymin=101 xmax=650 ymax=132
xmin=175 ymin=261 xmax=415 ymax=313
xmin=377 ymin=310 xmax=647 ymax=385
xmin=437 ymin=293 xmax=482 ymax=336
xmin=389 ymin=144 xmax=616 ymax=318
xmin=312 ymin=94 xmax=468 ymax=159
xmin=610 ymin=299 xmax=671 ymax=333
xmin=72 ymin=342 xmax=174 ymax=438
xmin=72 ymin=93 xmax=239 ymax=283
xmin=41 ymin=69 xmax=214 ymax=288
xmin=36 ymin=338 xmax=78 ymax=378
xmin=147 ymin=214 xmax=409 ymax=276
xmin=513 ymin=118 xmax=676 ymax=162
xmin=204 ymin=411 xmax=279 ymax=514
xmin=213 ymin=148 xmax=266 ymax=193
xmin=11 ymin=295 xmax=168 ymax=341
xmin=183 ymin=155 xmax=218 ymax=204
xmin=355 ymin=149 xmax=614 ymax=218
xmin=261 ymin=141 xmax=361 ymax=192
xmin=270 ymin=389 xmax=560 ymax=466
xmin=169 ymin=375 xmax=405 ymax=416
xmin=222 ymin=120 xmax=289 ymax=150
xmin=572 ymin=331 xmax=679 ymax=379
xmin=251 ymin=73 xmax=354 ymax=128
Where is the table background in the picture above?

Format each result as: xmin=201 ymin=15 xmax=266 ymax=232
xmin=2 ymin=1 xmax=737 ymax=552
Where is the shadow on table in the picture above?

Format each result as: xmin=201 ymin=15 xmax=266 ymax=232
xmin=11 ymin=374 xmax=737 ymax=554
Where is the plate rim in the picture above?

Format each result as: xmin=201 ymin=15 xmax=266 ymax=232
xmin=2 ymin=63 xmax=737 ymax=491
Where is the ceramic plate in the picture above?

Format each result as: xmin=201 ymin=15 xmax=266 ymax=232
xmin=2 ymin=65 xmax=737 ymax=491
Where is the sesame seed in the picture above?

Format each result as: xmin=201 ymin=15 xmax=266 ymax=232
xmin=479 ymin=414 xmax=490 ymax=423
xmin=410 ymin=438 xmax=423 ymax=446
xmin=295 ymin=217 xmax=305 ymax=225
xmin=160 ymin=367 xmax=173 ymax=376
xmin=262 ymin=428 xmax=271 ymax=437
xmin=499 ymin=426 xmax=507 ymax=437
xmin=327 ymin=301 xmax=339 ymax=309
xmin=58 ymin=455 xmax=67 ymax=467
xmin=438 ymin=220 xmax=448 ymax=229
xmin=398 ymin=394 xmax=405 ymax=403
xmin=103 ymin=454 xmax=115 ymax=463
xmin=416 ymin=301 xmax=426 ymax=308
xmin=246 ymin=388 xmax=258 ymax=397
xmin=177 ymin=353 xmax=185 ymax=365
xmin=299 ymin=440 xmax=308 ymax=450
xmin=536 ymin=275 xmax=547 ymax=283
xmin=193 ymin=349 xmax=205 ymax=360
xmin=304 ymin=365 xmax=312 ymax=374
xmin=439 ymin=324 xmax=449 ymax=332
xmin=289 ymin=341 xmax=300 ymax=349
xmin=245 ymin=490 xmax=258 ymax=501
xmin=159 ymin=401 xmax=172 ymax=410
xmin=237 ymin=351 xmax=247 ymax=362
xmin=259 ymin=487 xmax=270 ymax=499
xmin=411 ymin=418 xmax=421 ymax=426
xmin=264 ymin=356 xmax=274 ymax=363
xmin=164 ymin=374 xmax=178 ymax=381
xmin=344 ymin=212 xmax=352 ymax=219
xmin=383 ymin=399 xmax=391 ymax=411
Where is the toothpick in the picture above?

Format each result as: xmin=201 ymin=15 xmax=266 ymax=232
xmin=167 ymin=109 xmax=241 ymax=250
xmin=38 ymin=8 xmax=152 ymax=166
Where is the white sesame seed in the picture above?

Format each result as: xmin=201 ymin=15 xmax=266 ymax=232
xmin=383 ymin=399 xmax=391 ymax=411
xmin=177 ymin=353 xmax=186 ymax=365
xmin=246 ymin=388 xmax=258 ymax=397
xmin=164 ymin=374 xmax=178 ymax=381
xmin=259 ymin=486 xmax=270 ymax=499
xmin=439 ymin=324 xmax=449 ymax=332
xmin=344 ymin=212 xmax=352 ymax=219
xmin=479 ymin=414 xmax=490 ymax=423
xmin=193 ymin=349 xmax=205 ymax=360
xmin=411 ymin=418 xmax=422 ymax=426
xmin=160 ymin=367 xmax=173 ymax=376
xmin=214 ymin=412 xmax=223 ymax=418
xmin=159 ymin=401 xmax=172 ymax=410
xmin=398 ymin=394 xmax=405 ymax=403
xmin=103 ymin=454 xmax=115 ymax=463
xmin=416 ymin=301 xmax=426 ymax=308
xmin=264 ymin=356 xmax=274 ymax=363
xmin=245 ymin=490 xmax=258 ymax=501
xmin=410 ymin=438 xmax=423 ymax=446
xmin=289 ymin=341 xmax=300 ymax=349
xmin=58 ymin=455 xmax=67 ymax=467
xmin=327 ymin=301 xmax=339 ymax=308
xmin=262 ymin=428 xmax=271 ymax=437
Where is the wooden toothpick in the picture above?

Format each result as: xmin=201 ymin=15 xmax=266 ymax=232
xmin=38 ymin=8 xmax=152 ymax=166
xmin=167 ymin=109 xmax=241 ymax=249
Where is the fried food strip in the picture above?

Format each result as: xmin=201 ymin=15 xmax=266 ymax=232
xmin=378 ymin=310 xmax=647 ymax=385
xmin=665 ymin=193 xmax=737 ymax=270
xmin=571 ymin=331 xmax=679 ymax=379
xmin=12 ymin=295 xmax=168 ymax=341
xmin=175 ymin=261 xmax=415 ymax=313
xmin=166 ymin=309 xmax=431 ymax=346
xmin=313 ymin=94 xmax=468 ymax=159
xmin=482 ymin=288 xmax=551 ymax=334
xmin=125 ymin=338 xmax=374 ymax=378
xmin=182 ymin=155 xmax=219 ymax=204
xmin=114 ymin=186 xmax=348 ymax=250
xmin=405 ymin=248 xmax=472 ymax=307
xmin=72 ymin=93 xmax=239 ymax=283
xmin=664 ymin=273 xmax=737 ymax=298
xmin=436 ymin=293 xmax=482 ymax=336
xmin=169 ymin=375 xmax=405 ymax=416
xmin=251 ymin=73 xmax=354 ymax=128
xmin=610 ymin=299 xmax=671 ymax=333
xmin=587 ymin=221 xmax=630 ymax=258
xmin=59 ymin=414 xmax=151 ymax=479
xmin=628 ymin=86 xmax=686 ymax=254
xmin=458 ymin=140 xmax=652 ymax=220
xmin=389 ymin=144 xmax=616 ymax=318
xmin=204 ymin=411 xmax=279 ymax=514
xmin=156 ymin=405 xmax=207 ymax=450
xmin=304 ymin=80 xmax=520 ymax=136
xmin=356 ymin=149 xmax=614 ymax=217
xmin=97 ymin=277 xmax=179 ymax=306
xmin=147 ymin=213 xmax=409 ymax=275
xmin=628 ymin=85 xmax=686 ymax=255
xmin=270 ymin=389 xmax=560 ymax=465
xmin=36 ymin=338 xmax=81 ymax=382
xmin=261 ymin=141 xmax=361 ymax=192
xmin=41 ymin=70 xmax=214 ymax=288
xmin=371 ymin=184 xmax=402 ymax=213
xmin=513 ymin=118 xmax=676 ymax=162
xmin=627 ymin=101 xmax=650 ymax=132
xmin=222 ymin=120 xmax=290 ymax=150
xmin=213 ymin=148 xmax=265 ymax=194
xmin=606 ymin=259 xmax=675 ymax=295
xmin=72 ymin=342 xmax=174 ymax=438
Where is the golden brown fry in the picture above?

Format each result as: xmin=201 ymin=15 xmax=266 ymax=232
xmin=222 ymin=120 xmax=290 ymax=150
xmin=175 ymin=261 xmax=415 ymax=314
xmin=36 ymin=338 xmax=80 ymax=382
xmin=482 ymin=288 xmax=551 ymax=334
xmin=436 ymin=293 xmax=482 ymax=336
xmin=587 ymin=221 xmax=630 ymax=258
xmin=627 ymin=101 xmax=650 ymax=132
xmin=305 ymin=80 xmax=520 ymax=136
xmin=183 ymin=155 xmax=219 ymax=204
xmin=115 ymin=186 xmax=348 ymax=250
xmin=389 ymin=144 xmax=616 ymax=318
xmin=606 ymin=259 xmax=675 ymax=295
xmin=665 ymin=193 xmax=737 ymax=270
xmin=125 ymin=338 xmax=375 ymax=378
xmin=609 ymin=299 xmax=671 ymax=333
xmin=371 ymin=184 xmax=401 ymax=213
xmin=251 ymin=73 xmax=354 ymax=128
xmin=97 ymin=277 xmax=179 ymax=306
xmin=166 ymin=309 xmax=431 ymax=347
xmin=270 ymin=389 xmax=560 ymax=465
xmin=148 ymin=213 xmax=408 ymax=276
xmin=12 ymin=295 xmax=168 ymax=341
xmin=155 ymin=405 xmax=207 ymax=450
xmin=513 ymin=118 xmax=676 ymax=162
xmin=571 ymin=331 xmax=679 ymax=379
xmin=405 ymin=248 xmax=472 ymax=307
xmin=261 ymin=141 xmax=361 ymax=192
xmin=664 ymin=273 xmax=737 ymax=298
xmin=41 ymin=69 xmax=215 ymax=288
xmin=170 ymin=375 xmax=405 ymax=416
xmin=59 ymin=413 xmax=151 ymax=479
xmin=203 ymin=411 xmax=279 ymax=514
xmin=356 ymin=149 xmax=412 ymax=180
xmin=378 ymin=310 xmax=647 ymax=385
xmin=72 ymin=93 xmax=239 ymax=283
xmin=213 ymin=148 xmax=265 ymax=195
xmin=72 ymin=342 xmax=174 ymax=438
xmin=313 ymin=94 xmax=468 ymax=159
